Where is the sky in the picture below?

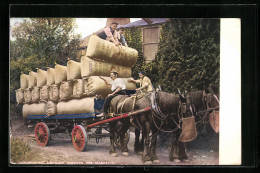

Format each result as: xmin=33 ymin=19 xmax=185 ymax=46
xmin=10 ymin=18 xmax=141 ymax=40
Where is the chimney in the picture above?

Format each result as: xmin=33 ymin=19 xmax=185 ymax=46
xmin=142 ymin=18 xmax=154 ymax=24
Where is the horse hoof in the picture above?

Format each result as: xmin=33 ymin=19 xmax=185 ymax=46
xmin=110 ymin=153 xmax=118 ymax=157
xmin=181 ymin=159 xmax=189 ymax=163
xmin=173 ymin=159 xmax=181 ymax=163
xmin=122 ymin=152 xmax=129 ymax=156
xmin=144 ymin=161 xmax=152 ymax=165
xmin=152 ymin=160 xmax=160 ymax=164
xmin=138 ymin=151 xmax=143 ymax=155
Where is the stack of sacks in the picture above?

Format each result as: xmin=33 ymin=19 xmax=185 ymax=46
xmin=18 ymin=34 xmax=140 ymax=119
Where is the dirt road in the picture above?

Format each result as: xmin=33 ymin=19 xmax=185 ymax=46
xmin=10 ymin=117 xmax=219 ymax=165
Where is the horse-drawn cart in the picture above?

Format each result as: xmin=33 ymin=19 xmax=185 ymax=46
xmin=28 ymin=90 xmax=151 ymax=152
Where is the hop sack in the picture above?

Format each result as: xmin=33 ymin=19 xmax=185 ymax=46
xmin=31 ymin=86 xmax=40 ymax=103
xmin=46 ymin=101 xmax=57 ymax=116
xmin=20 ymin=74 xmax=29 ymax=89
xmin=23 ymin=103 xmax=46 ymax=119
xmin=55 ymin=64 xmax=67 ymax=84
xmin=40 ymin=85 xmax=49 ymax=102
xmin=57 ymin=97 xmax=95 ymax=115
xmin=47 ymin=67 xmax=55 ymax=85
xmin=83 ymin=76 xmax=136 ymax=98
xmin=67 ymin=60 xmax=81 ymax=80
xmin=24 ymin=88 xmax=32 ymax=103
xmin=86 ymin=35 xmax=138 ymax=67
xmin=81 ymin=56 xmax=132 ymax=78
xmin=49 ymin=84 xmax=60 ymax=102
xmin=59 ymin=81 xmax=73 ymax=101
xmin=72 ymin=79 xmax=84 ymax=99
xmin=37 ymin=69 xmax=47 ymax=87
xmin=15 ymin=88 xmax=24 ymax=104
xmin=28 ymin=71 xmax=37 ymax=88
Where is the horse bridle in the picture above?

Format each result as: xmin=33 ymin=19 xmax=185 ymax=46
xmin=194 ymin=91 xmax=219 ymax=125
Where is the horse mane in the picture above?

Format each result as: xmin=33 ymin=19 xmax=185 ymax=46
xmin=189 ymin=90 xmax=205 ymax=110
xmin=156 ymin=91 xmax=179 ymax=114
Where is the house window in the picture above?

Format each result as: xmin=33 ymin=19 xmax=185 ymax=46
xmin=142 ymin=26 xmax=160 ymax=63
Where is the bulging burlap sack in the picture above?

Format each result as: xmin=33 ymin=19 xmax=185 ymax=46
xmin=48 ymin=84 xmax=60 ymax=102
xmin=57 ymin=97 xmax=95 ymax=115
xmin=28 ymin=71 xmax=37 ymax=88
xmin=22 ymin=103 xmax=46 ymax=119
xmin=67 ymin=60 xmax=81 ymax=80
xmin=20 ymin=74 xmax=29 ymax=89
xmin=24 ymin=88 xmax=32 ymax=103
xmin=47 ymin=67 xmax=55 ymax=85
xmin=15 ymin=88 xmax=24 ymax=104
xmin=86 ymin=35 xmax=138 ymax=67
xmin=40 ymin=85 xmax=49 ymax=102
xmin=55 ymin=64 xmax=67 ymax=84
xmin=81 ymin=56 xmax=132 ymax=78
xmin=72 ymin=79 xmax=84 ymax=99
xmin=179 ymin=116 xmax=197 ymax=142
xmin=31 ymin=86 xmax=40 ymax=103
xmin=59 ymin=81 xmax=73 ymax=101
xmin=83 ymin=76 xmax=136 ymax=98
xmin=37 ymin=69 xmax=47 ymax=87
xmin=46 ymin=101 xmax=57 ymax=116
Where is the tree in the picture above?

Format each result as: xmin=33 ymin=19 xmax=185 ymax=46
xmin=146 ymin=19 xmax=220 ymax=93
xmin=10 ymin=18 xmax=81 ymax=90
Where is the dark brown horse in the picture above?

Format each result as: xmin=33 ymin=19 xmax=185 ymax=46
xmin=108 ymin=90 xmax=192 ymax=164
xmin=168 ymin=88 xmax=220 ymax=162
xmin=132 ymin=91 xmax=193 ymax=164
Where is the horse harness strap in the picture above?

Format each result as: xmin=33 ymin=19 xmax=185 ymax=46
xmin=151 ymin=91 xmax=182 ymax=131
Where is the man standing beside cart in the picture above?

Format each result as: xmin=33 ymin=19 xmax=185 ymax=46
xmin=98 ymin=71 xmax=126 ymax=118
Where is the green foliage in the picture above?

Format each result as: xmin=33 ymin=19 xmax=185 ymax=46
xmin=10 ymin=18 xmax=81 ymax=90
xmin=145 ymin=19 xmax=220 ymax=93
xmin=124 ymin=27 xmax=144 ymax=79
xmin=10 ymin=137 xmax=31 ymax=163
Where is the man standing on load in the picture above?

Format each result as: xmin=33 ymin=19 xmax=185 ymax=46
xmin=97 ymin=22 xmax=120 ymax=46
xmin=128 ymin=71 xmax=153 ymax=93
xmin=98 ymin=71 xmax=126 ymax=117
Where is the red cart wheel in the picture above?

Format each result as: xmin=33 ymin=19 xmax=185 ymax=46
xmin=71 ymin=125 xmax=87 ymax=152
xmin=34 ymin=122 xmax=51 ymax=147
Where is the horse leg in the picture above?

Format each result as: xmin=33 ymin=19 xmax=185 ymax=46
xmin=178 ymin=141 xmax=189 ymax=162
xmin=150 ymin=128 xmax=160 ymax=164
xmin=119 ymin=119 xmax=130 ymax=156
xmin=134 ymin=128 xmax=140 ymax=154
xmin=140 ymin=130 xmax=144 ymax=155
xmin=142 ymin=120 xmax=152 ymax=164
xmin=109 ymin=121 xmax=118 ymax=157
xmin=169 ymin=132 xmax=181 ymax=162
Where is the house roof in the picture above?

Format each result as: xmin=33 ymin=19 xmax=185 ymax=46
xmin=118 ymin=18 xmax=169 ymax=28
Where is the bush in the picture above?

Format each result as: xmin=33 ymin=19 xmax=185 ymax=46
xmin=10 ymin=137 xmax=30 ymax=163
